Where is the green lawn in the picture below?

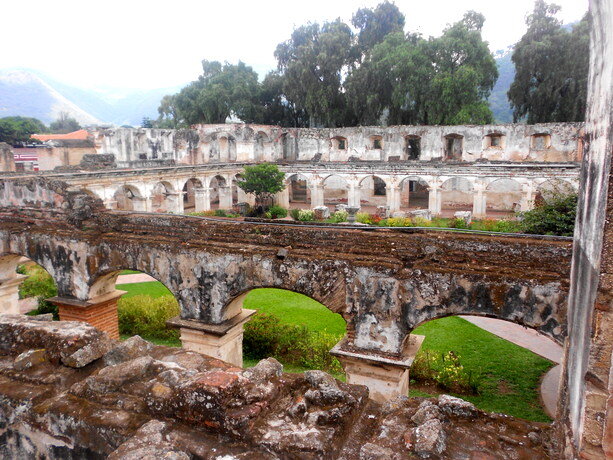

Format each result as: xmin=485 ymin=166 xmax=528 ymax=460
xmin=118 ymin=281 xmax=553 ymax=422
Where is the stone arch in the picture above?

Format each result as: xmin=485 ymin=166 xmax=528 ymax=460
xmin=182 ymin=178 xmax=203 ymax=210
xmin=440 ymin=177 xmax=474 ymax=213
xmin=486 ymin=178 xmax=523 ymax=212
xmin=399 ymin=176 xmax=429 ymax=210
xmin=0 ymin=253 xmax=59 ymax=315
xmin=231 ymin=173 xmax=243 ymax=205
xmin=286 ymin=173 xmax=310 ymax=204
xmin=209 ymin=175 xmax=229 ymax=209
xmin=151 ymin=181 xmax=176 ymax=213
xmin=113 ymin=184 xmax=144 ymax=211
xmin=322 ymin=174 xmax=349 ymax=206
xmin=536 ymin=179 xmax=577 ymax=199
xmin=358 ymin=175 xmax=388 ymax=207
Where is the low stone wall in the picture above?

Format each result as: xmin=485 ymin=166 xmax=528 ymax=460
xmin=0 ymin=143 xmax=15 ymax=172
xmin=0 ymin=314 xmax=554 ymax=459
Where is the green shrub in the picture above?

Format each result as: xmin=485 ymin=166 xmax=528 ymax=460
xmin=329 ymin=210 xmax=348 ymax=223
xmin=117 ymin=294 xmax=180 ymax=340
xmin=297 ymin=209 xmax=315 ymax=222
xmin=411 ymin=350 xmax=480 ymax=394
xmin=187 ymin=211 xmax=216 ymax=217
xmin=244 ymin=313 xmax=342 ymax=374
xmin=267 ymin=205 xmax=288 ymax=219
xmin=290 ymin=208 xmax=301 ymax=220
xmin=19 ymin=264 xmax=59 ymax=318
xmin=520 ymin=193 xmax=577 ymax=236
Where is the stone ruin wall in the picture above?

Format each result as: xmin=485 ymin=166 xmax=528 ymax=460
xmin=0 ymin=143 xmax=15 ymax=172
xmin=93 ymin=122 xmax=583 ymax=167
xmin=0 ymin=314 xmax=559 ymax=459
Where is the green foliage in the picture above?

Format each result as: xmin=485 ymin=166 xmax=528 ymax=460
xmin=508 ymin=1 xmax=589 ymax=123
xmin=117 ymin=294 xmax=180 ymax=340
xmin=237 ymin=163 xmax=286 ymax=206
xmin=290 ymin=208 xmax=302 ymax=220
xmin=520 ymin=193 xmax=577 ymax=236
xmin=328 ymin=210 xmax=348 ymax=223
xmin=141 ymin=117 xmax=154 ymax=128
xmin=243 ymin=313 xmax=343 ymax=374
xmin=0 ymin=116 xmax=47 ymax=144
xmin=264 ymin=205 xmax=288 ymax=219
xmin=19 ymin=264 xmax=58 ymax=318
xmin=213 ymin=209 xmax=239 ymax=218
xmin=352 ymin=1 xmax=405 ymax=56
xmin=49 ymin=112 xmax=81 ymax=134
xmin=411 ymin=350 xmax=481 ymax=394
xmin=296 ymin=209 xmax=315 ymax=221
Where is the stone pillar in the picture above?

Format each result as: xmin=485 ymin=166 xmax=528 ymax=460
xmin=520 ymin=182 xmax=535 ymax=212
xmin=194 ymin=187 xmax=211 ymax=212
xmin=472 ymin=183 xmax=487 ymax=218
xmin=237 ymin=188 xmax=255 ymax=206
xmin=218 ymin=186 xmax=233 ymax=209
xmin=165 ymin=192 xmax=184 ymax=214
xmin=348 ymin=183 xmax=361 ymax=208
xmin=48 ymin=290 xmax=126 ymax=340
xmin=428 ymin=185 xmax=442 ymax=216
xmin=310 ymin=183 xmax=324 ymax=208
xmin=275 ymin=187 xmax=290 ymax=208
xmin=331 ymin=334 xmax=424 ymax=403
xmin=0 ymin=274 xmax=27 ymax=314
xmin=167 ymin=309 xmax=256 ymax=367
xmin=387 ymin=184 xmax=401 ymax=213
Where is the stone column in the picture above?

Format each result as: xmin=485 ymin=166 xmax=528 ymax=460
xmin=167 ymin=309 xmax=257 ymax=367
xmin=428 ymin=184 xmax=442 ymax=216
xmin=520 ymin=182 xmax=535 ymax=212
xmin=218 ymin=186 xmax=233 ymax=209
xmin=48 ymin=290 xmax=126 ymax=340
xmin=310 ymin=183 xmax=324 ymax=208
xmin=472 ymin=182 xmax=487 ymax=218
xmin=275 ymin=188 xmax=290 ymax=208
xmin=0 ymin=274 xmax=27 ymax=314
xmin=237 ymin=188 xmax=256 ymax=206
xmin=387 ymin=184 xmax=401 ymax=213
xmin=348 ymin=182 xmax=361 ymax=208
xmin=194 ymin=187 xmax=211 ymax=212
xmin=165 ymin=192 xmax=184 ymax=214
xmin=331 ymin=334 xmax=424 ymax=403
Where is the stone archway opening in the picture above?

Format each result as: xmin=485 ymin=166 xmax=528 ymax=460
xmin=183 ymin=178 xmax=203 ymax=212
xmin=535 ymin=179 xmax=576 ymax=205
xmin=322 ymin=174 xmax=349 ymax=210
xmin=358 ymin=175 xmax=387 ymax=210
xmin=486 ymin=178 xmax=523 ymax=216
xmin=87 ymin=269 xmax=180 ymax=342
xmin=287 ymin=174 xmax=310 ymax=209
xmin=113 ymin=184 xmax=142 ymax=211
xmin=440 ymin=177 xmax=473 ymax=216
xmin=209 ymin=175 xmax=228 ymax=210
xmin=151 ymin=181 xmax=175 ymax=213
xmin=399 ymin=177 xmax=429 ymax=211
xmin=408 ymin=314 xmax=562 ymax=421
xmin=0 ymin=254 xmax=58 ymax=318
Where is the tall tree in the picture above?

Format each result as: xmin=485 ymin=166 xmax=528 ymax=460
xmin=259 ymin=72 xmax=309 ymax=127
xmin=49 ymin=112 xmax=81 ymax=134
xmin=508 ymin=1 xmax=589 ymax=123
xmin=274 ymin=19 xmax=356 ymax=127
xmin=352 ymin=1 xmax=405 ymax=57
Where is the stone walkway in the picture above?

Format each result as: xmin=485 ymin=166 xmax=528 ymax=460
xmin=116 ymin=273 xmax=156 ymax=284
xmin=463 ymin=315 xmax=562 ymax=418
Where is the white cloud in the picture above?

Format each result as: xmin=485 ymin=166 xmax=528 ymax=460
xmin=1 ymin=0 xmax=588 ymax=91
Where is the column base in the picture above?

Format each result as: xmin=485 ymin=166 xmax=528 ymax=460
xmin=48 ymin=290 xmax=126 ymax=340
xmin=331 ymin=334 xmax=425 ymax=403
xmin=167 ymin=309 xmax=256 ymax=367
xmin=0 ymin=274 xmax=28 ymax=314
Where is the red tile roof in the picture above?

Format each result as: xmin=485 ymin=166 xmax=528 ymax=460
xmin=32 ymin=130 xmax=90 ymax=141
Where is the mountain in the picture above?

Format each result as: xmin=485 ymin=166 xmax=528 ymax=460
xmin=488 ymin=48 xmax=515 ymax=123
xmin=0 ymin=69 xmax=183 ymax=126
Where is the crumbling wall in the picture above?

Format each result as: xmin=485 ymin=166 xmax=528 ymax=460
xmin=0 ymin=143 xmax=15 ymax=172
xmin=0 ymin=314 xmax=556 ymax=459
xmin=557 ymin=0 xmax=613 ymax=458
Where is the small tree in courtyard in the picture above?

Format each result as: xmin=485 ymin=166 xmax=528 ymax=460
xmin=237 ymin=163 xmax=286 ymax=208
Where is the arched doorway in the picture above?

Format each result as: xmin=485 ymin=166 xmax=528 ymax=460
xmin=399 ymin=177 xmax=429 ymax=210
xmin=322 ymin=174 xmax=349 ymax=208
xmin=183 ymin=178 xmax=203 ymax=212
xmin=440 ymin=177 xmax=473 ymax=215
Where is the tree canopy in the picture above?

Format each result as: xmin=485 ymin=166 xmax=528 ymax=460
xmin=49 ymin=112 xmax=81 ymax=134
xmin=508 ymin=1 xmax=590 ymax=123
xmin=237 ymin=163 xmax=286 ymax=206
xmin=0 ymin=116 xmax=47 ymax=145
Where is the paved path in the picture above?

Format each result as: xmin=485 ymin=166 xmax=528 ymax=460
xmin=463 ymin=315 xmax=562 ymax=417
xmin=116 ymin=273 xmax=156 ymax=284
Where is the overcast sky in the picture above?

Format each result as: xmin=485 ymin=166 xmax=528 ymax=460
xmin=2 ymin=0 xmax=588 ymax=92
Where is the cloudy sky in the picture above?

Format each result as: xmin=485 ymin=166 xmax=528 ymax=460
xmin=2 ymin=0 xmax=588 ymax=92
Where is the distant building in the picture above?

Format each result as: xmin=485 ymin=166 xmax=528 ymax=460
xmin=13 ymin=130 xmax=97 ymax=171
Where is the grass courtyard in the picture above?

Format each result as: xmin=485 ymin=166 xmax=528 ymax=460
xmin=116 ymin=281 xmax=554 ymax=422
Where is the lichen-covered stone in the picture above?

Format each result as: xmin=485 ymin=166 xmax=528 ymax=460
xmin=437 ymin=394 xmax=477 ymax=418
xmin=412 ymin=418 xmax=446 ymax=457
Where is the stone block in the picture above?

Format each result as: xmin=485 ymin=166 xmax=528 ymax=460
xmin=454 ymin=211 xmax=472 ymax=224
xmin=408 ymin=209 xmax=432 ymax=221
xmin=313 ymin=206 xmax=330 ymax=219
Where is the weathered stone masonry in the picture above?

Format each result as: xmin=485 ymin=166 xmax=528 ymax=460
xmin=0 ymin=177 xmax=572 ymax=402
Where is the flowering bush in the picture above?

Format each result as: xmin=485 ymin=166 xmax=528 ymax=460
xmin=411 ymin=350 xmax=480 ymax=394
